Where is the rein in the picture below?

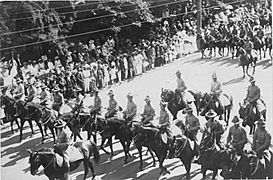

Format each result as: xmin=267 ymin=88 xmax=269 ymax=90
xmin=40 ymin=110 xmax=52 ymax=125
xmin=200 ymin=93 xmax=214 ymax=114
xmin=35 ymin=153 xmax=55 ymax=175
xmin=242 ymin=104 xmax=253 ymax=123
xmin=174 ymin=137 xmax=188 ymax=157
xmin=250 ymin=158 xmax=259 ymax=176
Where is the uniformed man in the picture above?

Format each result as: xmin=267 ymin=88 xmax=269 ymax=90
xmin=210 ymin=73 xmax=225 ymax=114
xmin=54 ymin=123 xmax=72 ymax=178
xmin=105 ymin=90 xmax=118 ymax=118
xmin=140 ymin=95 xmax=155 ymax=125
xmin=25 ymin=81 xmax=37 ymax=102
xmin=245 ymin=77 xmax=266 ymax=119
xmin=175 ymin=70 xmax=194 ymax=105
xmin=243 ymin=37 xmax=254 ymax=55
xmin=74 ymin=86 xmax=84 ymax=105
xmin=159 ymin=100 xmax=170 ymax=125
xmin=123 ymin=92 xmax=137 ymax=123
xmin=13 ymin=78 xmax=25 ymax=100
xmin=205 ymin=109 xmax=225 ymax=149
xmin=226 ymin=116 xmax=247 ymax=155
xmin=89 ymin=87 xmax=101 ymax=119
xmin=185 ymin=106 xmax=200 ymax=141
xmin=39 ymin=84 xmax=52 ymax=105
xmin=252 ymin=119 xmax=271 ymax=169
xmin=52 ymin=87 xmax=64 ymax=113
xmin=256 ymin=27 xmax=264 ymax=41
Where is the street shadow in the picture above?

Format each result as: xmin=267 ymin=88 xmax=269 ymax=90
xmin=166 ymin=168 xmax=201 ymax=180
xmin=222 ymin=76 xmax=244 ymax=86
xmin=182 ymin=55 xmax=239 ymax=67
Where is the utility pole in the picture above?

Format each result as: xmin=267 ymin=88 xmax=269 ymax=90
xmin=196 ymin=0 xmax=202 ymax=34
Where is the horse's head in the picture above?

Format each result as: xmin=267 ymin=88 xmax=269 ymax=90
xmin=240 ymin=150 xmax=258 ymax=177
xmin=160 ymin=88 xmax=173 ymax=103
xmin=14 ymin=100 xmax=26 ymax=117
xmin=238 ymin=101 xmax=252 ymax=126
xmin=220 ymin=147 xmax=237 ymax=178
xmin=130 ymin=121 xmax=143 ymax=137
xmin=199 ymin=93 xmax=211 ymax=116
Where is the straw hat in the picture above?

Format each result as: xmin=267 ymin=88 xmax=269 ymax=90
xmin=249 ymin=77 xmax=255 ymax=83
xmin=108 ymin=90 xmax=114 ymax=96
xmin=144 ymin=95 xmax=151 ymax=102
xmin=205 ymin=109 xmax=217 ymax=118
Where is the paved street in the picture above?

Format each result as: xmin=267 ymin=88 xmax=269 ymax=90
xmin=1 ymin=52 xmax=272 ymax=180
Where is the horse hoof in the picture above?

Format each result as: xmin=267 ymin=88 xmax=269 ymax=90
xmin=92 ymin=175 xmax=96 ymax=180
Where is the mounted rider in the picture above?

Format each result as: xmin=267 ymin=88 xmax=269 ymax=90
xmin=123 ymin=92 xmax=137 ymax=123
xmin=226 ymin=116 xmax=247 ymax=155
xmin=25 ymin=81 xmax=37 ymax=102
xmin=243 ymin=36 xmax=254 ymax=57
xmin=105 ymin=90 xmax=118 ymax=118
xmin=140 ymin=95 xmax=155 ymax=125
xmin=252 ymin=119 xmax=271 ymax=169
xmin=245 ymin=77 xmax=266 ymax=119
xmin=39 ymin=83 xmax=52 ymax=107
xmin=54 ymin=123 xmax=72 ymax=178
xmin=205 ymin=109 xmax=225 ymax=149
xmin=256 ymin=27 xmax=265 ymax=41
xmin=13 ymin=78 xmax=25 ymax=100
xmin=89 ymin=87 xmax=101 ymax=119
xmin=175 ymin=70 xmax=194 ymax=106
xmin=52 ymin=87 xmax=64 ymax=114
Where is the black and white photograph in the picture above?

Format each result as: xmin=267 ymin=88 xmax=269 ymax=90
xmin=0 ymin=0 xmax=272 ymax=179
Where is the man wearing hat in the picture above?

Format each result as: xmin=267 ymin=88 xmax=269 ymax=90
xmin=175 ymin=70 xmax=194 ymax=105
xmin=123 ymin=92 xmax=137 ymax=123
xmin=13 ymin=78 xmax=25 ymax=100
xmin=105 ymin=90 xmax=118 ymax=118
xmin=89 ymin=87 xmax=101 ymax=119
xmin=243 ymin=36 xmax=253 ymax=57
xmin=159 ymin=100 xmax=170 ymax=125
xmin=226 ymin=116 xmax=247 ymax=155
xmin=185 ymin=106 xmax=200 ymax=141
xmin=25 ymin=81 xmax=37 ymax=102
xmin=52 ymin=87 xmax=64 ymax=113
xmin=39 ymin=83 xmax=52 ymax=105
xmin=245 ymin=77 xmax=266 ymax=119
xmin=74 ymin=86 xmax=84 ymax=105
xmin=140 ymin=96 xmax=155 ymax=125
xmin=252 ymin=119 xmax=271 ymax=169
xmin=205 ymin=109 xmax=225 ymax=148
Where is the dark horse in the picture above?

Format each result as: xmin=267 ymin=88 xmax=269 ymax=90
xmin=161 ymin=88 xmax=199 ymax=120
xmin=236 ymin=149 xmax=273 ymax=179
xmin=264 ymin=35 xmax=272 ymax=60
xmin=130 ymin=121 xmax=170 ymax=175
xmin=199 ymin=128 xmax=223 ymax=180
xmin=236 ymin=47 xmax=257 ymax=78
xmin=253 ymin=35 xmax=264 ymax=60
xmin=27 ymin=139 xmax=100 ymax=180
xmin=96 ymin=117 xmax=132 ymax=164
xmin=238 ymin=101 xmax=266 ymax=135
xmin=0 ymin=94 xmax=20 ymax=133
xmin=14 ymin=100 xmax=45 ymax=143
xmin=199 ymin=92 xmax=233 ymax=125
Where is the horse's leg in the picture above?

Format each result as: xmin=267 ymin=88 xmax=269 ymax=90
xmin=83 ymin=160 xmax=89 ymax=180
xmin=108 ymin=137 xmax=114 ymax=157
xmin=202 ymin=167 xmax=207 ymax=180
xmin=88 ymin=160 xmax=96 ymax=180
xmin=242 ymin=66 xmax=246 ymax=78
xmin=120 ymin=140 xmax=128 ymax=164
xmin=28 ymin=120 xmax=34 ymax=134
xmin=246 ymin=65 xmax=250 ymax=77
xmin=36 ymin=123 xmax=45 ymax=144
xmin=8 ymin=115 xmax=15 ymax=134
xmin=49 ymin=126 xmax=56 ymax=144
xmin=19 ymin=119 xmax=25 ymax=142
xmin=44 ymin=125 xmax=49 ymax=137
xmin=212 ymin=169 xmax=218 ymax=180
xmin=100 ymin=136 xmax=110 ymax=154
xmin=138 ymin=146 xmax=143 ymax=171
xmin=182 ymin=158 xmax=191 ymax=179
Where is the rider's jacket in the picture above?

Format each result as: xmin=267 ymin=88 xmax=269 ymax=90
xmin=159 ymin=109 xmax=170 ymax=125
xmin=244 ymin=41 xmax=253 ymax=53
xmin=124 ymin=101 xmax=137 ymax=119
xmin=227 ymin=125 xmax=247 ymax=146
xmin=141 ymin=104 xmax=155 ymax=122
xmin=176 ymin=78 xmax=186 ymax=92
xmin=252 ymin=128 xmax=271 ymax=153
xmin=210 ymin=80 xmax=223 ymax=96
xmin=246 ymin=85 xmax=260 ymax=103
xmin=107 ymin=98 xmax=117 ymax=114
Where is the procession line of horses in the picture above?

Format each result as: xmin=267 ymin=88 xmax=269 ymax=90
xmin=1 ymin=86 xmax=271 ymax=180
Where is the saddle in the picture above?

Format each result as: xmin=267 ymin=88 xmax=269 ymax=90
xmin=55 ymin=145 xmax=84 ymax=168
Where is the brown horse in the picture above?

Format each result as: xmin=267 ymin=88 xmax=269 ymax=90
xmin=27 ymin=139 xmax=100 ymax=180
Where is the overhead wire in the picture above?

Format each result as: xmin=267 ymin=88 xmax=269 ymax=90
xmin=0 ymin=0 xmax=244 ymax=52
xmin=4 ymin=0 xmax=170 ymax=22
xmin=1 ymin=0 xmax=183 ymax=36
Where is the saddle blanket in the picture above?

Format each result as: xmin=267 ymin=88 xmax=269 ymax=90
xmin=55 ymin=146 xmax=84 ymax=167
xmin=220 ymin=94 xmax=231 ymax=107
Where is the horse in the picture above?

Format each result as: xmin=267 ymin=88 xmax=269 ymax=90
xmin=14 ymin=100 xmax=46 ymax=143
xmin=199 ymin=128 xmax=223 ymax=180
xmin=236 ymin=47 xmax=255 ymax=78
xmin=198 ymin=34 xmax=209 ymax=59
xmin=27 ymin=139 xmax=100 ymax=180
xmin=160 ymin=88 xmax=198 ymax=119
xmin=0 ymin=94 xmax=20 ymax=134
xmin=237 ymin=149 xmax=273 ymax=179
xmin=198 ymin=92 xmax=233 ymax=125
xmin=253 ymin=36 xmax=264 ymax=60
xmin=238 ymin=101 xmax=265 ymax=135
xmin=226 ymin=34 xmax=240 ymax=59
xmin=96 ymin=116 xmax=132 ymax=164
xmin=130 ymin=121 xmax=170 ymax=175
xmin=264 ymin=35 xmax=272 ymax=60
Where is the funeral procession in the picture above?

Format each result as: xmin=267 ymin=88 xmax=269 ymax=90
xmin=0 ymin=0 xmax=272 ymax=179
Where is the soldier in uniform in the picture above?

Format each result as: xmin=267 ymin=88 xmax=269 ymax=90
xmin=226 ymin=116 xmax=247 ymax=155
xmin=205 ymin=109 xmax=225 ymax=149
xmin=210 ymin=73 xmax=226 ymax=116
xmin=25 ymin=81 xmax=37 ymax=102
xmin=89 ymin=87 xmax=101 ymax=119
xmin=123 ymin=92 xmax=137 ymax=123
xmin=252 ymin=119 xmax=271 ymax=169
xmin=39 ymin=84 xmax=52 ymax=106
xmin=245 ymin=77 xmax=266 ymax=119
xmin=175 ymin=70 xmax=194 ymax=105
xmin=13 ymin=78 xmax=25 ymax=100
xmin=54 ymin=123 xmax=72 ymax=178
xmin=140 ymin=95 xmax=155 ymax=125
xmin=243 ymin=36 xmax=254 ymax=56
xmin=105 ymin=90 xmax=118 ymax=118
xmin=52 ymin=87 xmax=64 ymax=113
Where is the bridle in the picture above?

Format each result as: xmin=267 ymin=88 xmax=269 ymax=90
xmin=31 ymin=152 xmax=54 ymax=175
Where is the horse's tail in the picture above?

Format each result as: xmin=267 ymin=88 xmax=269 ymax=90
xmin=90 ymin=140 xmax=100 ymax=164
